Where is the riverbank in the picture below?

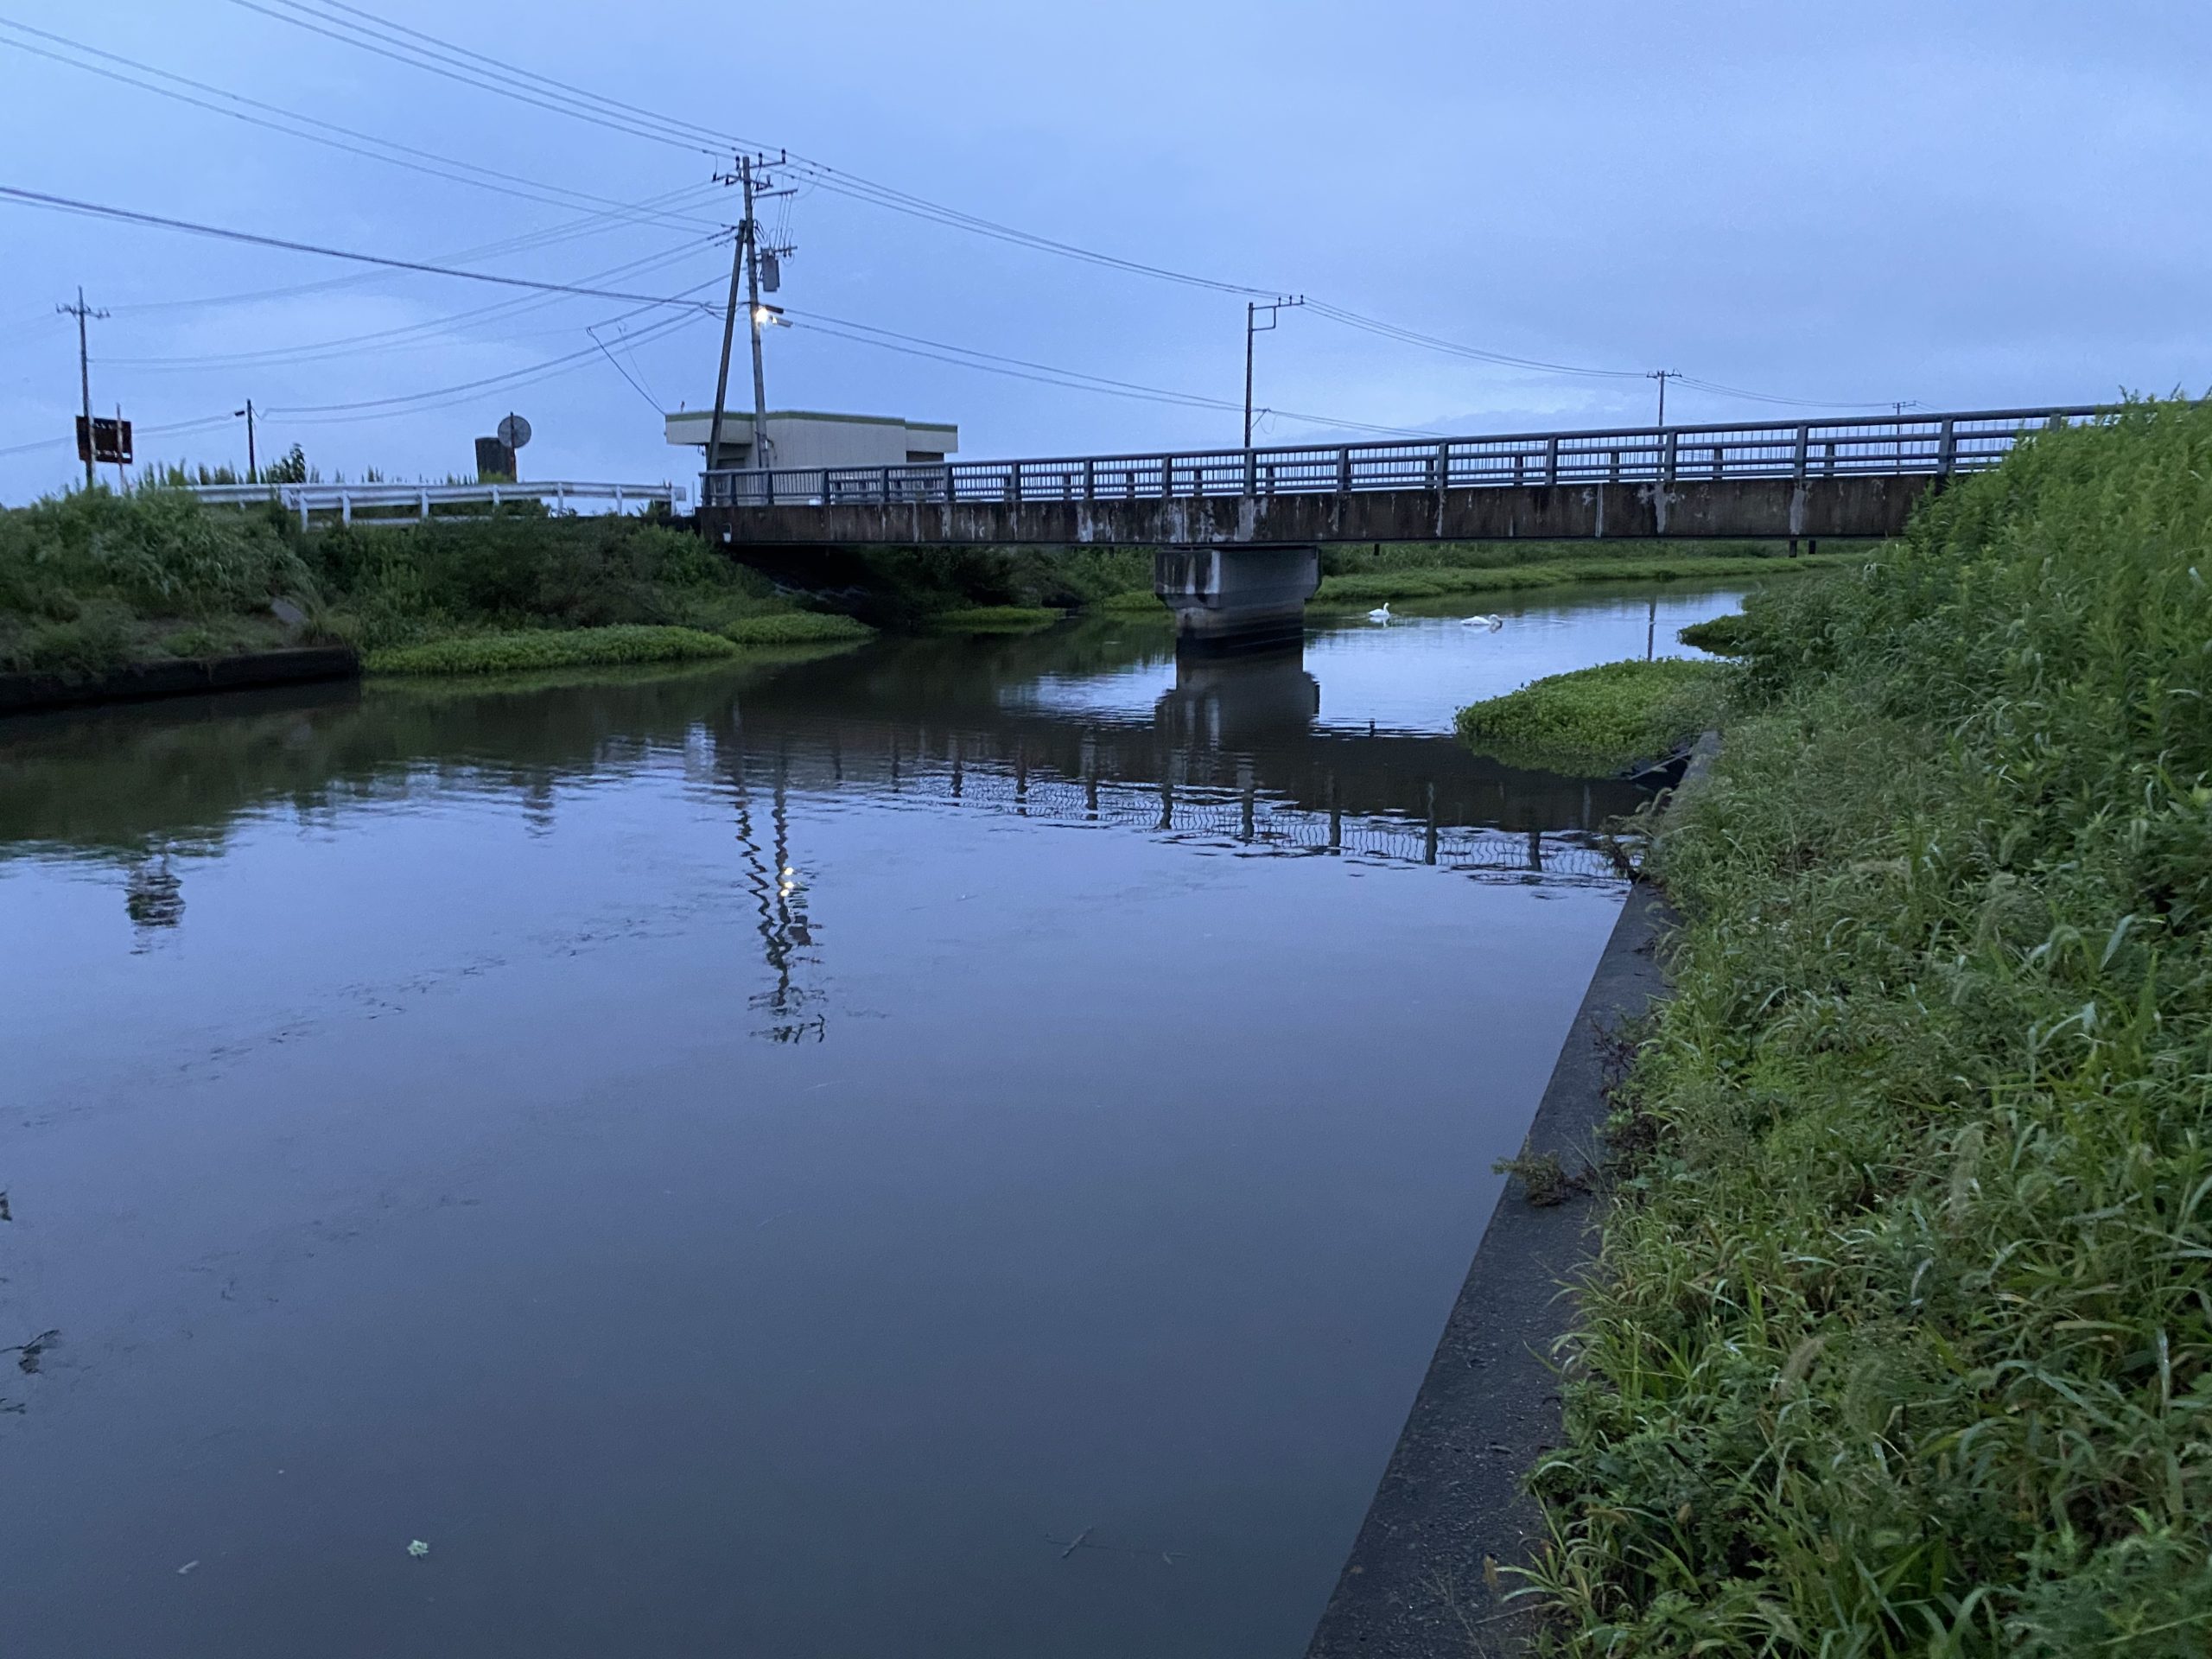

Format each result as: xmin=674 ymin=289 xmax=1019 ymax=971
xmin=0 ymin=487 xmax=864 ymax=696
xmin=1530 ymin=401 xmax=2212 ymax=1652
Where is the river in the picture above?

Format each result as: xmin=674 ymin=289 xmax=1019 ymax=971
xmin=0 ymin=583 xmax=1733 ymax=1657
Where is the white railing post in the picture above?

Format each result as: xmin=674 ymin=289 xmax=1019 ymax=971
xmin=418 ymin=486 xmax=429 ymax=520
xmin=1434 ymin=441 xmax=1451 ymax=491
xmin=880 ymin=466 xmax=892 ymax=503
xmin=1337 ymin=447 xmax=1351 ymax=493
xmin=614 ymin=486 xmax=625 ymax=512
xmin=1661 ymin=431 xmax=1678 ymax=485
xmin=1545 ymin=435 xmax=1560 ymax=486
xmin=296 ymin=488 xmax=308 ymax=531
xmin=1793 ymin=424 xmax=1810 ymax=480
xmin=340 ymin=489 xmax=352 ymax=526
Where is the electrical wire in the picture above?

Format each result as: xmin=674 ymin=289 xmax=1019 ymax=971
xmin=107 ymin=181 xmax=723 ymax=315
xmin=779 ymin=308 xmax=1442 ymax=437
xmin=102 ymin=233 xmax=728 ymax=371
xmin=0 ymin=19 xmax=724 ymax=233
xmin=0 ymin=185 xmax=728 ymax=314
xmin=0 ymin=411 xmax=238 ymax=461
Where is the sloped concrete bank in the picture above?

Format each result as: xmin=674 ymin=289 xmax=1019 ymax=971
xmin=0 ymin=645 xmax=359 ymax=716
xmin=1306 ymin=880 xmax=1675 ymax=1657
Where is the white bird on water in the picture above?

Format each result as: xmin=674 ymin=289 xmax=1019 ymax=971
xmin=1366 ymin=602 xmax=1392 ymax=623
xmin=1461 ymin=613 xmax=1504 ymax=630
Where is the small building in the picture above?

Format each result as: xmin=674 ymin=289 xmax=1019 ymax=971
xmin=664 ymin=410 xmax=958 ymax=474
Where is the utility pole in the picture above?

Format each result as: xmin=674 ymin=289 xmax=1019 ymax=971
xmin=234 ymin=399 xmax=257 ymax=482
xmin=707 ymin=151 xmax=794 ymax=495
xmin=1243 ymin=296 xmax=1303 ymax=450
xmin=742 ymin=155 xmax=768 ymax=472
xmin=1647 ymin=368 xmax=1678 ymax=429
xmin=57 ymin=286 xmax=107 ymax=490
xmin=707 ymin=217 xmax=746 ymax=490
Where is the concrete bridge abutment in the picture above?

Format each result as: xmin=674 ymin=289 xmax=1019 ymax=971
xmin=1154 ymin=543 xmax=1320 ymax=653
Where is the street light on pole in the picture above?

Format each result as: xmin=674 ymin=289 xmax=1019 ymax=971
xmin=1243 ymin=296 xmax=1303 ymax=450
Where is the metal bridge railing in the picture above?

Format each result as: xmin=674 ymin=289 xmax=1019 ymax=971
xmin=699 ymin=405 xmax=2111 ymax=511
xmin=192 ymin=478 xmax=686 ymax=528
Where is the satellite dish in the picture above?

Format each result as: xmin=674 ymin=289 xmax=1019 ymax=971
xmin=497 ymin=412 xmax=532 ymax=450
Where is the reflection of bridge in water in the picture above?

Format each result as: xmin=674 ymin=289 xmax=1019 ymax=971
xmin=713 ymin=641 xmax=1642 ymax=888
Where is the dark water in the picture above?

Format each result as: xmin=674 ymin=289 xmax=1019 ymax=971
xmin=0 ymin=586 xmax=1735 ymax=1657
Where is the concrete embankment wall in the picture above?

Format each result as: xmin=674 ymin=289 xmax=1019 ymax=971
xmin=1305 ymin=881 xmax=1676 ymax=1658
xmin=0 ymin=646 xmax=360 ymax=717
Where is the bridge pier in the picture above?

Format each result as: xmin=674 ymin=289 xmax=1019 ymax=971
xmin=1154 ymin=543 xmax=1320 ymax=652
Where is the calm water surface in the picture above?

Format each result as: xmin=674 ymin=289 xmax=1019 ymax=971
xmin=1 ymin=585 xmax=1736 ymax=1657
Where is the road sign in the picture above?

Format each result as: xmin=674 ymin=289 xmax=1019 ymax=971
xmin=75 ymin=415 xmax=132 ymax=465
xmin=497 ymin=412 xmax=532 ymax=450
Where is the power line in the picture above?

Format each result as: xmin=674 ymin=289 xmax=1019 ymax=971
xmin=232 ymin=0 xmax=1889 ymax=410
xmin=0 ymin=19 xmax=724 ymax=232
xmin=102 ymin=233 xmax=726 ymax=370
xmin=0 ymin=184 xmax=728 ymax=313
xmin=779 ymin=307 xmax=1442 ymax=437
xmin=107 ymin=181 xmax=722 ymax=315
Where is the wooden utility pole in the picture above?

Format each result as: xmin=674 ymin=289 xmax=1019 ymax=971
xmin=57 ymin=286 xmax=107 ymax=490
xmin=236 ymin=398 xmax=257 ymax=482
xmin=1648 ymin=368 xmax=1678 ymax=428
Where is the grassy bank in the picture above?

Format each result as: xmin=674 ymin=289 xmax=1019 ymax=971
xmin=925 ymin=605 xmax=1065 ymax=632
xmin=1454 ymin=658 xmax=1726 ymax=776
xmin=1533 ymin=401 xmax=2212 ymax=1653
xmin=364 ymin=625 xmax=738 ymax=676
xmin=0 ymin=488 xmax=874 ymax=682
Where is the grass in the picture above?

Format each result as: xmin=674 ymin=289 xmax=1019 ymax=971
xmin=1453 ymin=658 xmax=1726 ymax=776
xmin=1312 ymin=550 xmax=1855 ymax=608
xmin=925 ymin=605 xmax=1066 ymax=632
xmin=1094 ymin=588 xmax=1171 ymax=614
xmin=719 ymin=611 xmax=874 ymax=645
xmin=364 ymin=625 xmax=737 ymax=676
xmin=1675 ymin=611 xmax=1753 ymax=654
xmin=1529 ymin=398 xmax=2212 ymax=1654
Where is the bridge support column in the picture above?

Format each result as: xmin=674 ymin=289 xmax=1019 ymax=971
xmin=1154 ymin=543 xmax=1319 ymax=653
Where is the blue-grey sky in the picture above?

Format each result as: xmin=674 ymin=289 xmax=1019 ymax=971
xmin=1 ymin=0 xmax=2206 ymax=499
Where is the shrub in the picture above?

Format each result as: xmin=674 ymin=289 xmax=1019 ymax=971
xmin=1675 ymin=611 xmax=1753 ymax=654
xmin=1453 ymin=658 xmax=1726 ymax=775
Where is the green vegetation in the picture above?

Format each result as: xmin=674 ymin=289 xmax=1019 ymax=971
xmin=1675 ymin=610 xmax=1753 ymax=654
xmin=1533 ymin=401 xmax=2212 ymax=1653
xmin=0 ymin=486 xmax=863 ymax=683
xmin=1095 ymin=588 xmax=1171 ymax=615
xmin=925 ymin=605 xmax=1065 ymax=632
xmin=0 ymin=486 xmax=306 ymax=676
xmin=365 ymin=625 xmax=738 ymax=676
xmin=1453 ymin=658 xmax=1725 ymax=776
xmin=719 ymin=611 xmax=874 ymax=645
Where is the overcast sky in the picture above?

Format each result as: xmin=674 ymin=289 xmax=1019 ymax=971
xmin=1 ymin=0 xmax=2207 ymax=500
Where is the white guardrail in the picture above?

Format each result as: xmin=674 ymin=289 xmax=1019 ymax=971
xmin=190 ymin=479 xmax=688 ymax=527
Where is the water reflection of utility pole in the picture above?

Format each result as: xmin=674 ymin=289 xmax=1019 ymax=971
xmin=732 ymin=736 xmax=824 ymax=1043
xmin=1647 ymin=595 xmax=1657 ymax=660
xmin=1424 ymin=780 xmax=1439 ymax=866
xmin=1239 ymin=757 xmax=1255 ymax=842
xmin=1327 ymin=772 xmax=1341 ymax=850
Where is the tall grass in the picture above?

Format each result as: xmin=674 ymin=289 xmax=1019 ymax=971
xmin=1531 ymin=400 xmax=2212 ymax=1654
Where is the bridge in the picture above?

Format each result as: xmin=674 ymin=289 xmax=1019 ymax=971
xmin=698 ymin=404 xmax=2104 ymax=647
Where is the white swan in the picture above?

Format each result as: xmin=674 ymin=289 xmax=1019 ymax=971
xmin=1366 ymin=602 xmax=1392 ymax=623
xmin=1461 ymin=613 xmax=1504 ymax=629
